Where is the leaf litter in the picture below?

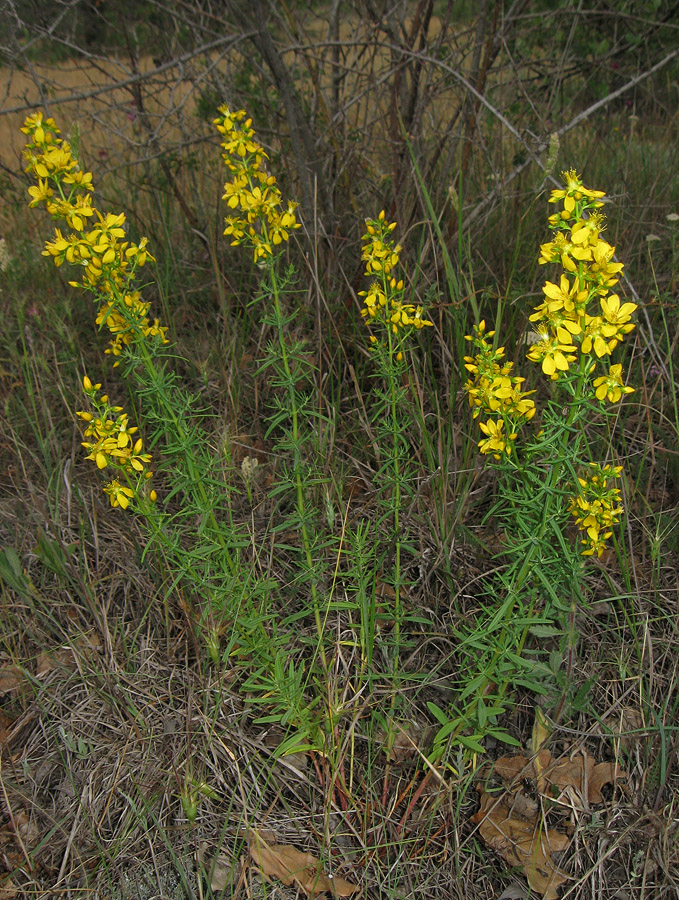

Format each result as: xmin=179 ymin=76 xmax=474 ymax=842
xmin=472 ymin=746 xmax=626 ymax=899
xmin=247 ymin=830 xmax=359 ymax=897
xmin=210 ymin=830 xmax=359 ymax=898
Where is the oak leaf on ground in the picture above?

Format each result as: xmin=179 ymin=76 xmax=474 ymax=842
xmin=247 ymin=830 xmax=359 ymax=898
xmin=471 ymin=786 xmax=569 ymax=900
xmin=473 ymin=747 xmax=626 ymax=899
xmin=494 ymin=749 xmax=626 ymax=808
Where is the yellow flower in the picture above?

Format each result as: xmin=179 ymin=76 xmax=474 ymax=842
xmin=593 ymin=364 xmax=634 ymax=403
xmin=217 ymin=109 xmax=300 ymax=255
xmin=63 ymin=169 xmax=94 ymax=191
xmin=582 ymin=316 xmax=618 ymax=357
xmin=570 ymin=212 xmax=605 ymax=249
xmin=88 ymin=211 xmax=126 ymax=245
xmin=600 ymin=294 xmax=637 ymax=330
xmin=539 ymin=231 xmax=593 ymax=270
xmin=539 ymin=274 xmax=587 ymax=314
xmin=361 ymin=212 xmax=400 ymax=276
xmin=82 ymin=375 xmax=101 ymax=393
xmin=530 ymin=282 xmax=582 ymax=342
xmin=359 ymin=282 xmax=387 ymax=318
xmin=548 ymin=169 xmax=606 ymax=205
xmin=82 ymin=435 xmax=118 ymax=470
xmin=113 ymin=437 xmax=152 ymax=473
xmin=27 ymin=179 xmax=53 ymax=206
xmin=21 ymin=111 xmax=55 ymax=137
xmin=411 ymin=305 xmax=434 ymax=329
xmin=478 ymin=418 xmax=516 ymax=459
xmin=466 ymin=374 xmax=535 ymax=422
xmin=526 ymin=328 xmax=577 ymax=377
xmin=568 ymin=464 xmax=624 ymax=556
xmin=25 ymin=112 xmax=167 ymax=370
xmin=45 ymin=196 xmax=95 ymax=232
xmin=125 ymin=237 xmax=154 ymax=267
xmin=103 ymin=480 xmax=135 ymax=510
xmin=213 ymin=106 xmax=248 ymax=133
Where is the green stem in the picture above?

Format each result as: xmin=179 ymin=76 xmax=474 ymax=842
xmin=385 ymin=323 xmax=402 ymax=683
xmin=267 ymin=262 xmax=328 ymax=673
xmin=456 ymin=355 xmax=590 ymax=742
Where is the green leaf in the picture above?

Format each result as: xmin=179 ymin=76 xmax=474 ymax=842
xmin=456 ymin=734 xmax=486 ymax=754
xmin=529 ymin=625 xmax=564 ymax=638
xmin=433 ymin=717 xmax=464 ymax=743
xmin=427 ymin=701 xmax=451 ymax=726
xmin=459 ymin=672 xmax=490 ymax=702
xmin=486 ymin=730 xmax=522 ymax=747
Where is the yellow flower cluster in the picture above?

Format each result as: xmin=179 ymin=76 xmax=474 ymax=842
xmin=463 ymin=321 xmax=536 ymax=458
xmin=568 ymin=464 xmax=624 ymax=557
xmin=359 ymin=211 xmax=433 ymax=336
xmin=528 ymin=169 xmax=635 ymax=396
xmin=214 ymin=106 xmax=300 ymax=262
xmin=21 ymin=112 xmax=167 ymax=360
xmin=77 ymin=376 xmax=155 ymax=510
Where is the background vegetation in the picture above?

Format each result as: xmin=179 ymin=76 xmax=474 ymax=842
xmin=0 ymin=1 xmax=678 ymax=898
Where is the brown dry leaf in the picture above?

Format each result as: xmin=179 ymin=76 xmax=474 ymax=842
xmin=36 ymin=633 xmax=102 ymax=677
xmin=209 ymin=853 xmax=241 ymax=892
xmin=379 ymin=721 xmax=421 ymax=763
xmin=36 ymin=648 xmax=76 ymax=677
xmin=603 ymin=706 xmax=644 ymax=754
xmin=247 ymin=830 xmax=358 ymax=898
xmin=474 ymin=746 xmax=625 ymax=898
xmin=79 ymin=631 xmax=102 ymax=653
xmin=0 ymin=666 xmax=24 ymax=697
xmin=508 ymin=787 xmax=540 ymax=820
xmin=588 ymin=761 xmax=625 ymax=804
xmin=493 ymin=750 xmax=626 ymax=809
xmin=493 ymin=754 xmax=533 ymax=781
xmin=542 ymin=753 xmax=591 ymax=807
xmin=0 ymin=811 xmax=38 ymax=850
xmin=0 ymin=709 xmax=14 ymax=744
xmin=471 ymin=787 xmax=569 ymax=900
xmin=0 ymin=876 xmax=18 ymax=899
xmin=375 ymin=581 xmax=396 ymax=601
xmin=541 ymin=751 xmax=626 ymax=807
xmin=494 ymin=751 xmax=550 ymax=784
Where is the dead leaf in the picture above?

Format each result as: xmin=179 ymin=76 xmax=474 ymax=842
xmin=247 ymin=830 xmax=358 ymax=898
xmin=36 ymin=649 xmax=75 ymax=677
xmin=0 ymin=810 xmax=38 ymax=849
xmin=387 ymin=727 xmax=417 ymax=763
xmin=0 ymin=709 xmax=14 ymax=744
xmin=493 ymin=750 xmax=626 ymax=809
xmin=209 ymin=853 xmax=241 ymax=892
xmin=603 ymin=706 xmax=644 ymax=753
xmin=494 ymin=751 xmax=548 ymax=783
xmin=36 ymin=633 xmax=102 ymax=677
xmin=378 ymin=721 xmax=421 ymax=763
xmin=471 ymin=787 xmax=569 ymax=900
xmin=541 ymin=751 xmax=625 ymax=807
xmin=474 ymin=746 xmax=626 ymax=898
xmin=588 ymin=762 xmax=625 ymax=805
xmin=0 ymin=666 xmax=23 ymax=696
xmin=0 ymin=876 xmax=18 ymax=899
xmin=497 ymin=883 xmax=534 ymax=900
